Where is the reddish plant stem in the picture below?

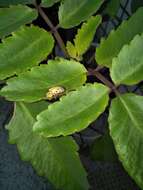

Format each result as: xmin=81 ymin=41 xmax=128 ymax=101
xmin=35 ymin=3 xmax=69 ymax=58
xmin=88 ymin=69 xmax=120 ymax=95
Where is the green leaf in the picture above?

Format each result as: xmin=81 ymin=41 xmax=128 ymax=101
xmin=105 ymin=0 xmax=120 ymax=16
xmin=0 ymin=58 xmax=87 ymax=102
xmin=109 ymin=93 xmax=143 ymax=189
xmin=74 ymin=16 xmax=101 ymax=56
xmin=66 ymin=41 xmax=77 ymax=59
xmin=90 ymin=128 xmax=118 ymax=162
xmin=0 ymin=0 xmax=34 ymax=6
xmin=0 ymin=5 xmax=37 ymax=38
xmin=111 ymin=34 xmax=143 ymax=85
xmin=67 ymin=16 xmax=102 ymax=61
xmin=0 ymin=25 xmax=54 ymax=80
xmin=96 ymin=7 xmax=143 ymax=67
xmin=41 ymin=0 xmax=60 ymax=7
xmin=58 ymin=0 xmax=104 ymax=28
xmin=7 ymin=102 xmax=89 ymax=190
xmin=33 ymin=83 xmax=109 ymax=137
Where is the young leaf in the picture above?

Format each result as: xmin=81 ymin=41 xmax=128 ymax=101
xmin=0 ymin=0 xmax=34 ymax=6
xmin=111 ymin=34 xmax=143 ymax=85
xmin=7 ymin=102 xmax=89 ymax=190
xmin=0 ymin=58 xmax=87 ymax=102
xmin=58 ymin=0 xmax=104 ymax=28
xmin=41 ymin=0 xmax=60 ymax=7
xmin=67 ymin=16 xmax=102 ymax=61
xmin=0 ymin=25 xmax=54 ymax=80
xmin=109 ymin=93 xmax=143 ymax=189
xmin=96 ymin=7 xmax=143 ymax=67
xmin=74 ymin=16 xmax=101 ymax=56
xmin=66 ymin=41 xmax=77 ymax=59
xmin=33 ymin=83 xmax=109 ymax=137
xmin=0 ymin=5 xmax=38 ymax=38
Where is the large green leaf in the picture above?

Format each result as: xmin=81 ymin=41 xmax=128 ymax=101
xmin=109 ymin=93 xmax=143 ymax=189
xmin=66 ymin=16 xmax=101 ymax=61
xmin=0 ymin=0 xmax=34 ymax=6
xmin=41 ymin=0 xmax=60 ymax=7
xmin=0 ymin=5 xmax=37 ymax=38
xmin=58 ymin=0 xmax=104 ymax=28
xmin=0 ymin=25 xmax=54 ymax=80
xmin=33 ymin=83 xmax=109 ymax=137
xmin=0 ymin=58 xmax=87 ymax=102
xmin=111 ymin=34 xmax=143 ymax=85
xmin=7 ymin=102 xmax=89 ymax=190
xmin=96 ymin=7 xmax=143 ymax=67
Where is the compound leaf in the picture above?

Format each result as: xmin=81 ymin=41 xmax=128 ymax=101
xmin=58 ymin=0 xmax=104 ymax=28
xmin=0 ymin=0 xmax=34 ymax=6
xmin=111 ymin=34 xmax=143 ymax=85
xmin=0 ymin=58 xmax=87 ymax=102
xmin=96 ymin=7 xmax=143 ymax=67
xmin=0 ymin=5 xmax=37 ymax=38
xmin=109 ymin=93 xmax=143 ymax=189
xmin=33 ymin=83 xmax=109 ymax=137
xmin=7 ymin=102 xmax=89 ymax=190
xmin=41 ymin=0 xmax=60 ymax=7
xmin=0 ymin=25 xmax=54 ymax=80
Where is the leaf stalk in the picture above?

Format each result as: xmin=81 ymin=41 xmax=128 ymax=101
xmin=35 ymin=3 xmax=69 ymax=58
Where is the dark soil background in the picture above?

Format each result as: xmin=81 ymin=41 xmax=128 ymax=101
xmin=0 ymin=0 xmax=143 ymax=189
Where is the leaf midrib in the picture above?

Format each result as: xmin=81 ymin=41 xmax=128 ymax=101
xmin=61 ymin=0 xmax=86 ymax=23
xmin=19 ymin=102 xmax=85 ymax=189
xmin=60 ymin=0 xmax=99 ymax=26
xmin=48 ymin=140 xmax=86 ymax=189
xmin=117 ymin=57 xmax=143 ymax=84
xmin=43 ymin=89 xmax=108 ymax=127
xmin=3 ymin=70 xmax=86 ymax=92
xmin=119 ymin=96 xmax=143 ymax=136
xmin=0 ymin=30 xmax=49 ymax=66
xmin=19 ymin=102 xmax=35 ymax=124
